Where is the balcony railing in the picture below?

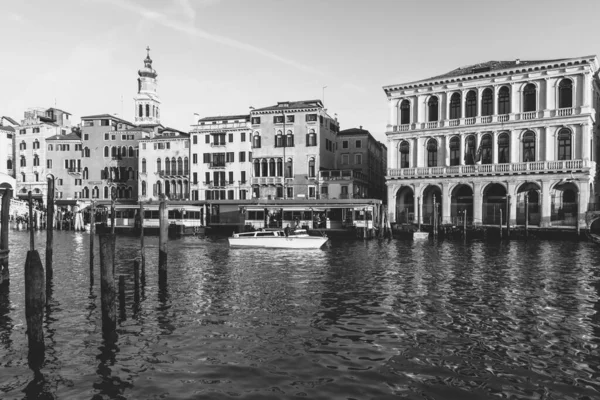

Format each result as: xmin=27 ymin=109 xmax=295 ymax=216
xmin=158 ymin=169 xmax=189 ymax=177
xmin=251 ymin=177 xmax=285 ymax=185
xmin=388 ymin=108 xmax=577 ymax=133
xmin=320 ymin=169 xmax=368 ymax=181
xmin=210 ymin=142 xmax=227 ymax=147
xmin=209 ymin=162 xmax=226 ymax=169
xmin=387 ymin=159 xmax=590 ymax=179
xmin=68 ymin=168 xmax=81 ymax=173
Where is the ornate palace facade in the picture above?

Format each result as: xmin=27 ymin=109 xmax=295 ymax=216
xmin=384 ymin=56 xmax=600 ymax=229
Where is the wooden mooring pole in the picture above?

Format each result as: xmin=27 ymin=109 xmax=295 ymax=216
xmin=525 ymin=193 xmax=529 ymax=239
xmin=417 ymin=196 xmax=421 ymax=232
xmin=133 ymin=259 xmax=140 ymax=305
xmin=139 ymin=201 xmax=145 ymax=283
xmin=99 ymin=234 xmax=116 ymax=336
xmin=25 ymin=191 xmax=45 ymax=368
xmin=46 ymin=176 xmax=54 ymax=281
xmin=463 ymin=210 xmax=467 ymax=239
xmin=499 ymin=208 xmax=503 ymax=240
xmin=90 ymin=201 xmax=95 ymax=285
xmin=118 ymin=275 xmax=126 ymax=322
xmin=506 ymin=195 xmax=511 ymax=238
xmin=1 ymin=188 xmax=12 ymax=285
xmin=158 ymin=200 xmax=168 ymax=285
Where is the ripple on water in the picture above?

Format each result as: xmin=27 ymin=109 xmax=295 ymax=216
xmin=1 ymin=232 xmax=600 ymax=399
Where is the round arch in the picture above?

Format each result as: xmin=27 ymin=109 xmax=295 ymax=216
xmin=482 ymin=183 xmax=507 ymax=224
xmin=451 ymin=184 xmax=473 ymax=224
xmin=395 ymin=185 xmax=414 ymax=224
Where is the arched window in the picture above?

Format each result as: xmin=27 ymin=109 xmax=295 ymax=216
xmin=47 ymin=144 xmax=53 ymax=151
xmin=254 ymin=159 xmax=260 ymax=177
xmin=498 ymin=86 xmax=510 ymax=115
xmin=449 ymin=136 xmax=460 ymax=166
xmin=128 ymin=146 xmax=134 ymax=157
xmin=427 ymin=139 xmax=438 ymax=167
xmin=34 ymin=172 xmax=39 ymax=181
xmin=177 ymin=157 xmax=183 ymax=175
xmin=145 ymin=104 xmax=150 ymax=117
xmin=480 ymin=134 xmax=492 ymax=164
xmin=183 ymin=181 xmax=188 ymax=197
xmin=127 ymin=167 xmax=134 ymax=180
xmin=498 ymin=133 xmax=510 ymax=163
xmin=165 ymin=157 xmax=171 ymax=174
xmin=400 ymin=141 xmax=410 ymax=168
xmin=157 ymin=158 xmax=161 ymax=172
xmin=20 ymin=141 xmax=26 ymax=150
xmin=120 ymin=146 xmax=126 ymax=157
xmin=104 ymin=146 xmax=109 ymax=157
xmin=153 ymin=105 xmax=156 ymax=117
xmin=33 ymin=154 xmax=39 ymax=166
xmin=465 ymin=135 xmax=476 ymax=165
xmin=275 ymin=130 xmax=283 ymax=147
xmin=20 ymin=156 xmax=26 ymax=167
xmin=269 ymin=159 xmax=276 ymax=176
xmin=111 ymin=146 xmax=117 ymax=157
xmin=253 ymin=133 xmax=261 ymax=148
xmin=82 ymin=187 xmax=89 ymax=198
xmin=558 ymin=79 xmax=573 ymax=109
xmin=285 ymin=158 xmax=293 ymax=178
xmin=138 ymin=104 xmax=143 ymax=117
xmin=286 ymin=130 xmax=294 ymax=147
xmin=157 ymin=181 xmax=162 ymax=195
xmin=308 ymin=158 xmax=315 ymax=177
xmin=104 ymin=186 xmax=109 ymax=199
xmin=400 ymin=100 xmax=410 ymax=125
xmin=184 ymin=157 xmax=189 ymax=174
xmin=171 ymin=158 xmax=177 ymax=175
xmin=83 ymin=167 xmax=88 ymax=179
xmin=465 ymin=90 xmax=477 ymax=118
xmin=33 ymin=140 xmax=39 ymax=149
xmin=92 ymin=186 xmax=99 ymax=199
xmin=84 ymin=147 xmax=90 ymax=157
xmin=522 ymin=130 xmax=536 ymax=162
xmin=261 ymin=159 xmax=268 ymax=176
xmin=557 ymin=128 xmax=572 ymax=160
xmin=523 ymin=83 xmax=537 ymax=112
xmin=276 ymin=158 xmax=283 ymax=176
xmin=142 ymin=158 xmax=146 ymax=173
xmin=481 ymin=88 xmax=493 ymax=116
xmin=306 ymin=129 xmax=317 ymax=146
xmin=7 ymin=158 xmax=12 ymax=170
xmin=428 ymin=96 xmax=439 ymax=122
xmin=449 ymin=93 xmax=461 ymax=120
xmin=21 ymin=173 xmax=25 ymax=182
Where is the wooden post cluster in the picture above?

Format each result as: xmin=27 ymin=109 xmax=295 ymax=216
xmin=25 ymin=191 xmax=45 ymax=366
xmin=158 ymin=200 xmax=168 ymax=285
xmin=46 ymin=176 xmax=54 ymax=281
xmin=0 ymin=188 xmax=12 ymax=285
xmin=99 ymin=234 xmax=116 ymax=335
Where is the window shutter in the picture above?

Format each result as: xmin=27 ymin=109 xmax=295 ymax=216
xmin=306 ymin=134 xmax=309 ymax=146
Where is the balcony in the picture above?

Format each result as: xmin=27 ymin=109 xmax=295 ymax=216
xmin=67 ymin=168 xmax=81 ymax=175
xmin=387 ymin=159 xmax=590 ymax=179
xmin=251 ymin=176 xmax=285 ymax=185
xmin=210 ymin=142 xmax=227 ymax=147
xmin=388 ymin=108 xmax=578 ymax=133
xmin=157 ymin=169 xmax=189 ymax=177
xmin=203 ymin=180 xmax=235 ymax=189
xmin=320 ymin=169 xmax=368 ymax=182
xmin=209 ymin=162 xmax=226 ymax=169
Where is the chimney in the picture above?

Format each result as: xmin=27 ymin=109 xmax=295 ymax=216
xmin=359 ymin=125 xmax=362 ymax=130
xmin=515 ymin=59 xmax=521 ymax=65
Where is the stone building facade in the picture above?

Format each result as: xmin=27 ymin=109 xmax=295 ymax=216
xmin=189 ymin=115 xmax=251 ymax=201
xmin=384 ymin=55 xmax=599 ymax=229
xmin=249 ymin=100 xmax=339 ymax=200
xmin=46 ymin=132 xmax=83 ymax=200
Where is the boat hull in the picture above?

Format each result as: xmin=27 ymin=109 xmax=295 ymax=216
xmin=228 ymin=236 xmax=328 ymax=249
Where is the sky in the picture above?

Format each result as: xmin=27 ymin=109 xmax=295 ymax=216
xmin=2 ymin=0 xmax=599 ymax=143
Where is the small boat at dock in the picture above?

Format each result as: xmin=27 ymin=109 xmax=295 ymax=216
xmin=228 ymin=229 xmax=329 ymax=249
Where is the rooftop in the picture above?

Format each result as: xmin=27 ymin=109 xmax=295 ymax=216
xmin=198 ymin=114 xmax=249 ymax=122
xmin=0 ymin=125 xmax=15 ymax=132
xmin=81 ymin=113 xmax=134 ymax=126
xmin=252 ymin=99 xmax=323 ymax=112
xmin=47 ymin=132 xmax=81 ymax=141
xmin=339 ymin=127 xmax=371 ymax=136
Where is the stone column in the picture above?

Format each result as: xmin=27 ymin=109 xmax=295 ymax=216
xmin=389 ymin=140 xmax=398 ymax=170
xmin=473 ymin=181 xmax=483 ymax=226
xmin=507 ymin=182 xmax=518 ymax=226
xmin=387 ymin=184 xmax=397 ymax=224
xmin=444 ymin=92 xmax=451 ymax=122
xmin=510 ymin=83 xmax=519 ymax=117
xmin=540 ymin=180 xmax=552 ymax=227
xmin=492 ymin=131 xmax=498 ymax=164
xmin=416 ymin=137 xmax=424 ymax=168
xmin=578 ymin=179 xmax=590 ymax=230
xmin=510 ymin=130 xmax=519 ymax=163
xmin=461 ymin=90 xmax=467 ymax=119
xmin=460 ymin=134 xmax=465 ymax=166
xmin=544 ymin=126 xmax=553 ymax=161
xmin=389 ymin=100 xmax=396 ymax=127
xmin=442 ymin=183 xmax=451 ymax=224
xmin=543 ymin=78 xmax=553 ymax=117
xmin=444 ymin=136 xmax=451 ymax=166
xmin=581 ymin=123 xmax=590 ymax=160
xmin=583 ymin=72 xmax=591 ymax=108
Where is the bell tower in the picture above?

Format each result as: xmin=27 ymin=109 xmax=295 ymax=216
xmin=134 ymin=46 xmax=161 ymax=126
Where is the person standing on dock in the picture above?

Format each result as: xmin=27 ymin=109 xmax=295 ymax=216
xmin=284 ymin=224 xmax=291 ymax=237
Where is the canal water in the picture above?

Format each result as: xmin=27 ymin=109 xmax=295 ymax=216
xmin=1 ymin=231 xmax=599 ymax=399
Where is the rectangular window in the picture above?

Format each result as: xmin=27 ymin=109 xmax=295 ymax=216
xmin=228 ymin=133 xmax=233 ymax=143
xmin=101 ymin=119 xmax=109 ymax=126
xmin=241 ymin=171 xmax=246 ymax=183
xmin=355 ymin=154 xmax=362 ymax=164
xmin=355 ymin=140 xmax=362 ymax=148
xmin=111 ymin=134 xmax=116 ymax=140
xmin=193 ymin=135 xmax=198 ymax=144
xmin=84 ymin=134 xmax=89 ymax=140
xmin=239 ymin=151 xmax=246 ymax=162
xmin=286 ymin=115 xmax=295 ymax=123
xmin=241 ymin=132 xmax=246 ymax=142
xmin=47 ymin=160 xmax=52 ymax=168
xmin=193 ymin=172 xmax=198 ymax=184
xmin=205 ymin=134 xmax=210 ymax=143
xmin=251 ymin=116 xmax=261 ymax=125
xmin=286 ymin=187 xmax=294 ymax=199
xmin=226 ymin=152 xmax=235 ymax=162
xmin=20 ymin=129 xmax=26 ymax=135
xmin=308 ymin=186 xmax=316 ymax=199
xmin=121 ymin=134 xmax=127 ymax=140
xmin=33 ymin=127 xmax=40 ymax=133
xmin=192 ymin=153 xmax=197 ymax=164
xmin=342 ymin=154 xmax=349 ymax=164
xmin=228 ymin=171 xmax=234 ymax=184
xmin=205 ymin=172 xmax=210 ymax=184
xmin=104 ymin=133 xmax=109 ymax=140
xmin=203 ymin=153 xmax=211 ymax=163
xmin=342 ymin=140 xmax=349 ymax=149
xmin=64 ymin=160 xmax=68 ymax=169
xmin=273 ymin=115 xmax=284 ymax=124
xmin=228 ymin=190 xmax=234 ymax=200
xmin=306 ymin=113 xmax=317 ymax=122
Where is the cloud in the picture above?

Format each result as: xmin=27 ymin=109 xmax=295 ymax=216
xmin=100 ymin=0 xmax=323 ymax=75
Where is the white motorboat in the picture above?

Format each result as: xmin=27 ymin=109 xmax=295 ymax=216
xmin=228 ymin=229 xmax=328 ymax=249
